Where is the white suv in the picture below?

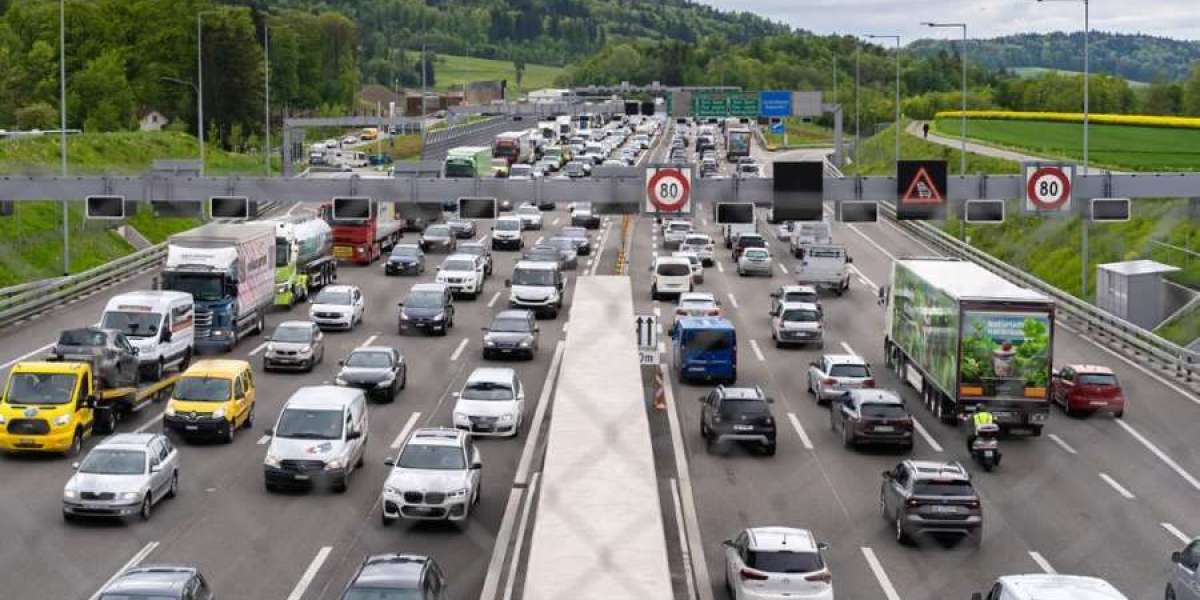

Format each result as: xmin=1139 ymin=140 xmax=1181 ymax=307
xmin=436 ymin=254 xmax=487 ymax=299
xmin=309 ymin=285 xmax=365 ymax=330
xmin=723 ymin=527 xmax=833 ymax=600
xmin=381 ymin=428 xmax=482 ymax=527
xmin=807 ymin=354 xmax=875 ymax=404
xmin=516 ymin=204 xmax=543 ymax=230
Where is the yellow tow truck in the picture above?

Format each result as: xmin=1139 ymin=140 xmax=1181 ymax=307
xmin=0 ymin=358 xmax=178 ymax=457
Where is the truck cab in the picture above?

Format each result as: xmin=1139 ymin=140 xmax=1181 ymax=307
xmin=671 ymin=317 xmax=737 ymax=384
xmin=0 ymin=361 xmax=96 ymax=456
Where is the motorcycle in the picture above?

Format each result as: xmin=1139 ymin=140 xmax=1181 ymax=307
xmin=969 ymin=423 xmax=1002 ymax=471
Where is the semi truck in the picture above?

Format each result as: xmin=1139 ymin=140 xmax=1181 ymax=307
xmin=163 ymin=223 xmax=275 ymax=352
xmin=494 ymin=130 xmax=535 ymax=165
xmin=324 ymin=197 xmax=404 ymax=265
xmin=264 ymin=216 xmax=337 ymax=308
xmin=883 ymin=257 xmax=1055 ymax=435
xmin=0 ymin=343 xmax=178 ymax=457
xmin=443 ymin=146 xmax=493 ymax=178
xmin=726 ymin=127 xmax=752 ymax=160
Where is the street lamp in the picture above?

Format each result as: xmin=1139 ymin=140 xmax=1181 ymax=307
xmin=59 ymin=0 xmax=68 ymax=275
xmin=922 ymin=22 xmax=968 ymax=176
xmin=160 ymin=76 xmax=203 ymax=170
xmin=866 ymin=34 xmax=902 ymax=174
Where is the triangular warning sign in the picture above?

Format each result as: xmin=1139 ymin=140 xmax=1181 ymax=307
xmin=902 ymin=167 xmax=943 ymax=205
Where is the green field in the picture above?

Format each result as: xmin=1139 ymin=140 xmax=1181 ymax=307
xmin=764 ymin=120 xmax=834 ymax=147
xmin=932 ymin=117 xmax=1200 ymax=172
xmin=407 ymin=52 xmax=565 ymax=94
xmin=844 ymin=119 xmax=1019 ymax=177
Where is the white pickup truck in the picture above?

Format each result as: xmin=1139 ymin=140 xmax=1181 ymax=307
xmin=794 ymin=244 xmax=852 ymax=295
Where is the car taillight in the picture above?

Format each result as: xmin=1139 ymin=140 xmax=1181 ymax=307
xmin=805 ymin=571 xmax=833 ymax=584
xmin=863 ymin=379 xmax=876 ymax=388
xmin=676 ymin=309 xmax=687 ymax=316
xmin=706 ymin=309 xmax=720 ymax=316
xmin=906 ymin=498 xmax=920 ymax=507
xmin=822 ymin=378 xmax=836 ymax=385
xmin=739 ymin=568 xmax=769 ymax=581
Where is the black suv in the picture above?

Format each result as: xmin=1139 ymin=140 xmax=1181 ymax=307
xmin=880 ymin=460 xmax=983 ymax=546
xmin=398 ymin=283 xmax=455 ymax=336
xmin=698 ymin=385 xmax=777 ymax=455
xmin=97 ymin=566 xmax=214 ymax=600
xmin=340 ymin=554 xmax=447 ymax=600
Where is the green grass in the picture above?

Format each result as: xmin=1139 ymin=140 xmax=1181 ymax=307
xmin=409 ymin=52 xmax=565 ymax=94
xmin=0 ymin=131 xmax=276 ymax=176
xmin=844 ymin=120 xmax=1019 ymax=177
xmin=0 ymin=202 xmax=134 ymax=287
xmin=764 ymin=120 xmax=834 ymax=147
xmin=932 ymin=117 xmax=1200 ymax=172
xmin=1156 ymin=302 xmax=1200 ymax=348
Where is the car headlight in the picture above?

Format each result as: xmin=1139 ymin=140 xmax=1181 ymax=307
xmin=63 ymin=489 xmax=77 ymax=499
xmin=266 ymin=343 xmax=277 ymax=354
xmin=454 ymin=411 xmax=468 ymax=423
xmin=376 ymin=375 xmax=395 ymax=388
xmin=384 ymin=485 xmax=401 ymax=496
xmin=119 ymin=491 xmax=141 ymax=501
xmin=325 ymin=459 xmax=343 ymax=470
xmin=519 ymin=340 xmax=531 ymax=348
xmin=212 ymin=407 xmax=226 ymax=419
xmin=53 ymin=414 xmax=71 ymax=427
xmin=0 ymin=414 xmax=7 ymax=424
xmin=499 ymin=413 xmax=515 ymax=423
xmin=400 ymin=312 xmax=410 ymax=320
xmin=485 ymin=339 xmax=497 ymax=347
xmin=447 ymin=487 xmax=469 ymax=499
xmin=164 ymin=405 xmax=176 ymax=417
xmin=264 ymin=453 xmax=281 ymax=468
xmin=335 ymin=376 xmax=348 ymax=386
xmin=297 ymin=347 xmax=313 ymax=356
xmin=433 ymin=312 xmax=445 ymax=322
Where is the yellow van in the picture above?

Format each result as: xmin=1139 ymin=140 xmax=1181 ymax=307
xmin=163 ymin=360 xmax=256 ymax=443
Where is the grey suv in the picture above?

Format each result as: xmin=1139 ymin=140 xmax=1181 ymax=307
xmin=1169 ymin=538 xmax=1200 ymax=600
xmin=95 ymin=566 xmax=213 ymax=600
xmin=880 ymin=460 xmax=982 ymax=546
xmin=340 ymin=554 xmax=447 ymax=600
xmin=263 ymin=321 xmax=325 ymax=372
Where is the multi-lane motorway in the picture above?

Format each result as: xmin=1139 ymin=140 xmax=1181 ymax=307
xmin=0 ymin=117 xmax=1196 ymax=600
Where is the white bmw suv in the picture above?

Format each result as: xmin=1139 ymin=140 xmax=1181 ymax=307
xmin=381 ymin=428 xmax=482 ymax=527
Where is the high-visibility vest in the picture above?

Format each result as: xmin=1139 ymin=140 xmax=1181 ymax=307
xmin=973 ymin=411 xmax=995 ymax=428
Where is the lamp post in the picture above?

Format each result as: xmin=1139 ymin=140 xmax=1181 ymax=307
xmin=866 ymin=34 xmax=901 ymax=174
xmin=922 ymin=22 xmax=967 ymax=176
xmin=1037 ymin=0 xmax=1091 ymax=297
xmin=59 ymin=0 xmax=68 ymax=275
xmin=264 ymin=22 xmax=270 ymax=176
xmin=855 ymin=40 xmax=860 ymax=166
xmin=160 ymin=75 xmax=201 ymax=169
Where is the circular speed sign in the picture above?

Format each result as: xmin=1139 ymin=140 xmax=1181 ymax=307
xmin=1026 ymin=166 xmax=1072 ymax=210
xmin=646 ymin=168 xmax=691 ymax=212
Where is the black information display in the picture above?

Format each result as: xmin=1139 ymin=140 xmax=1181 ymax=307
xmin=458 ymin=197 xmax=498 ymax=220
xmin=716 ymin=202 xmax=754 ymax=224
xmin=152 ymin=200 xmax=203 ymax=218
xmin=210 ymin=196 xmax=250 ymax=219
xmin=965 ymin=200 xmax=1005 ymax=223
xmin=772 ymin=161 xmax=824 ymax=221
xmin=1091 ymin=198 xmax=1130 ymax=222
xmin=839 ymin=201 xmax=878 ymax=223
xmin=641 ymin=101 xmax=655 ymax=116
xmin=896 ymin=160 xmax=948 ymax=221
xmin=86 ymin=195 xmax=126 ymax=219
xmin=332 ymin=197 xmax=372 ymax=220
xmin=0 ymin=200 xmax=14 ymax=216
xmin=624 ymin=102 xmax=639 ymax=116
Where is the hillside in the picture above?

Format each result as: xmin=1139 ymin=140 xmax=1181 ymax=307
xmin=404 ymin=52 xmax=565 ymax=92
xmin=909 ymin=32 xmax=1200 ymax=82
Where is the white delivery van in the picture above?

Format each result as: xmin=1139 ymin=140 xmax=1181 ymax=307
xmin=650 ymin=256 xmax=694 ymax=300
xmin=507 ymin=260 xmax=564 ymax=318
xmin=99 ymin=291 xmax=195 ymax=379
xmin=263 ymin=385 xmax=368 ymax=493
xmin=794 ymin=244 xmax=852 ymax=295
xmin=790 ymin=221 xmax=833 ymax=256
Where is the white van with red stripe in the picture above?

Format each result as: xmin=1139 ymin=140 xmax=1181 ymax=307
xmin=100 ymin=291 xmax=195 ymax=379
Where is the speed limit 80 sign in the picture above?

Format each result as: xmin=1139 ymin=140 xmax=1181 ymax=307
xmin=645 ymin=167 xmax=692 ymax=214
xmin=1024 ymin=163 xmax=1074 ymax=213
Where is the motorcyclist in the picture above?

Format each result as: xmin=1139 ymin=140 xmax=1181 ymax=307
xmin=966 ymin=409 xmax=995 ymax=453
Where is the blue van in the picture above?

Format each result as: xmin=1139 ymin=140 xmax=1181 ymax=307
xmin=671 ymin=317 xmax=737 ymax=384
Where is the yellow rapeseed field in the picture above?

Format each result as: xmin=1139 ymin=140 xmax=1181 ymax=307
xmin=934 ymin=110 xmax=1200 ymax=130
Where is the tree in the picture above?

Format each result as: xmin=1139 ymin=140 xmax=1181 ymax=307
xmin=1183 ymin=64 xmax=1200 ymax=116
xmin=15 ymin=101 xmax=56 ymax=129
xmin=1144 ymin=75 xmax=1181 ymax=115
xmin=69 ymin=50 xmax=136 ymax=131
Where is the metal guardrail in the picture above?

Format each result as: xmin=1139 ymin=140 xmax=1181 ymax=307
xmin=0 ymin=277 xmax=67 ymax=301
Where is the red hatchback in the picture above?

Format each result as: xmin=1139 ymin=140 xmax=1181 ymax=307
xmin=1051 ymin=364 xmax=1125 ymax=418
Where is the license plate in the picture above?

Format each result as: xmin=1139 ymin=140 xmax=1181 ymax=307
xmin=929 ymin=505 xmax=959 ymax=514
xmin=993 ymin=411 xmax=1012 ymax=418
xmin=501 ymin=349 xmax=513 ymax=353
xmin=1090 ymin=401 xmax=1107 ymax=406
xmin=185 ymin=425 xmax=198 ymax=431
xmin=477 ymin=426 xmax=493 ymax=432
xmin=293 ymin=474 xmax=309 ymax=480
xmin=984 ymin=450 xmax=994 ymax=457
xmin=732 ymin=425 xmax=753 ymax=431
xmin=410 ymin=506 xmax=437 ymax=515
xmin=874 ymin=426 xmax=895 ymax=432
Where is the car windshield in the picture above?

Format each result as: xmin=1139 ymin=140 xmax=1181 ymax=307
xmin=490 ymin=318 xmax=531 ymax=333
xmin=914 ymin=481 xmax=977 ymax=497
xmin=405 ymin=291 xmax=444 ymax=309
xmin=744 ymin=250 xmax=769 ymax=259
xmin=78 ymin=449 xmax=145 ymax=475
xmin=100 ymin=312 xmax=161 ymax=338
xmin=681 ymin=299 xmax=715 ymax=309
xmin=346 ymin=352 xmax=393 ymax=369
xmin=527 ymin=248 xmax=558 ymax=261
xmin=685 ymin=330 xmax=733 ymax=352
xmin=425 ymin=225 xmax=450 ymax=237
xmin=668 ymin=223 xmax=691 ymax=232
xmin=562 ymin=228 xmax=586 ymax=239
xmin=101 ymin=594 xmax=181 ymax=600
xmin=518 ymin=207 xmax=539 ymax=216
xmin=782 ymin=309 xmax=820 ymax=322
xmin=272 ymin=326 xmax=313 ymax=343
xmin=163 ymin=273 xmax=224 ymax=302
xmin=784 ymin=292 xmax=818 ymax=304
xmin=314 ymin=290 xmax=352 ymax=305
xmin=5 ymin=373 xmax=77 ymax=405
xmin=342 ymin=589 xmax=423 ymax=600
xmin=657 ymin=263 xmax=691 ymax=276
xmin=549 ymin=238 xmax=574 ymax=250
xmin=391 ymin=246 xmax=420 ymax=257
xmin=459 ymin=245 xmax=483 ymax=256
xmin=173 ymin=377 xmax=231 ymax=402
xmin=740 ymin=237 xmax=766 ymax=248
xmin=513 ymin=268 xmax=555 ymax=286
xmin=57 ymin=329 xmax=107 ymax=347
xmin=747 ymin=550 xmax=824 ymax=574
xmin=1079 ymin=373 xmax=1118 ymax=386
xmin=496 ymin=220 xmax=521 ymax=231
xmin=684 ymin=236 xmax=709 ymax=246
xmin=830 ymin=364 xmax=869 ymax=378
xmin=275 ymin=408 xmax=343 ymax=440
xmin=860 ymin=403 xmax=909 ymax=419
xmin=511 ymin=166 xmax=532 ymax=177
xmin=462 ymin=380 xmax=515 ymax=401
xmin=442 ymin=259 xmax=476 ymax=272
xmin=720 ymin=397 xmax=768 ymax=418
xmin=397 ymin=444 xmax=466 ymax=470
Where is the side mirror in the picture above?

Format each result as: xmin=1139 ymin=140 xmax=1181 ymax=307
xmin=150 ymin=464 xmax=162 ymax=473
xmin=882 ymin=470 xmax=893 ymax=479
xmin=451 ymin=392 xmax=461 ymax=398
xmin=383 ymin=457 xmax=396 ymax=467
xmin=1051 ymin=369 xmax=1060 ymax=379
xmin=470 ymin=461 xmax=482 ymax=470
xmin=505 ymin=280 xmax=512 ymax=288
xmin=346 ymin=430 xmax=362 ymax=440
xmin=396 ymin=302 xmax=405 ymax=307
xmin=71 ymin=461 xmax=80 ymax=470
xmin=721 ymin=539 xmax=735 ymax=548
xmin=338 ymin=360 xmax=345 ymax=366
xmin=765 ymin=397 xmax=775 ymax=404
xmin=817 ymin=542 xmax=830 ymax=551
xmin=264 ymin=428 xmax=274 ymax=436
xmin=534 ymin=326 xmax=540 ymax=333
xmin=162 ymin=330 xmax=172 ymax=343
xmin=1171 ymin=551 xmax=1182 ymax=564
xmin=846 ymin=256 xmax=854 ymax=263
xmin=809 ymin=361 xmax=819 ymax=369
xmin=971 ymin=594 xmax=983 ymax=600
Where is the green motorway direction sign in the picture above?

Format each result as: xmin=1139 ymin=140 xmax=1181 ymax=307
xmin=691 ymin=92 xmax=760 ymax=118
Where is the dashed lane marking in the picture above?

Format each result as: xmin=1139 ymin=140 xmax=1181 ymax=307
xmin=1029 ymin=551 xmax=1056 ymax=574
xmin=861 ymin=547 xmax=902 ymax=600
xmin=1048 ymin=434 xmax=1077 ymax=455
xmin=285 ymin=546 xmax=333 ymax=600
xmin=749 ymin=339 xmax=766 ymax=362
xmin=450 ymin=338 xmax=469 ymax=361
xmin=1098 ymin=472 xmax=1136 ymax=499
xmin=787 ymin=413 xmax=814 ymax=450
xmin=390 ymin=412 xmax=422 ymax=449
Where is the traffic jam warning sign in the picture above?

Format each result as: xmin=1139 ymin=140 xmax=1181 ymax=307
xmin=1024 ymin=164 xmax=1073 ymax=213
xmin=645 ymin=167 xmax=692 ymax=214
xmin=896 ymin=160 xmax=947 ymax=220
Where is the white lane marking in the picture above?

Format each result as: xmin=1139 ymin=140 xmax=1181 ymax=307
xmin=1073 ymin=329 xmax=1200 ymax=406
xmin=359 ymin=334 xmax=379 ymax=347
xmin=715 ymin=260 xmax=724 ymax=273
xmin=480 ymin=488 xmax=525 ymax=600
xmin=777 ymin=263 xmax=789 ymax=275
xmin=1029 ymin=551 xmax=1057 ymax=574
xmin=912 ymin=419 xmax=943 ymax=453
xmin=1098 ymin=472 xmax=1136 ymax=499
xmin=787 ymin=413 xmax=814 ymax=450
xmin=880 ymin=217 xmax=939 ymax=254
xmin=749 ymin=339 xmax=766 ymax=362
xmin=501 ymin=472 xmax=542 ymax=600
xmin=551 ymin=217 xmax=560 ymax=226
xmin=285 ymin=546 xmax=333 ymax=600
xmin=1162 ymin=522 xmax=1193 ymax=544
xmin=652 ymin=250 xmax=659 ymax=258
xmin=662 ymin=367 xmax=716 ymax=600
xmin=563 ymin=321 xmax=569 ymax=333
xmin=487 ymin=291 xmax=502 ymax=308
xmin=514 ymin=341 xmax=566 ymax=484
xmin=1115 ymin=419 xmax=1200 ymax=491
xmin=88 ymin=542 xmax=161 ymax=600
xmin=134 ymin=410 xmax=165 ymax=433
xmin=846 ymin=222 xmax=898 ymax=261
xmin=840 ymin=341 xmax=857 ymax=355
xmin=534 ymin=236 xmax=543 ymax=245
xmin=848 ymin=264 xmax=879 ymax=292
xmin=670 ymin=478 xmax=700 ymax=600
xmin=861 ymin=547 xmax=902 ymax=600
xmin=248 ymin=341 xmax=268 ymax=356
xmin=390 ymin=412 xmax=422 ymax=449
xmin=700 ymin=217 xmax=708 ymax=226
xmin=0 ymin=343 xmax=53 ymax=371
xmin=589 ymin=221 xmax=613 ymax=276
xmin=726 ymin=293 xmax=739 ymax=309
xmin=450 ymin=338 xmax=469 ymax=361
xmin=653 ymin=306 xmax=661 ymax=317
xmin=1048 ymin=433 xmax=1078 ymax=455
xmin=256 ymin=435 xmax=270 ymax=445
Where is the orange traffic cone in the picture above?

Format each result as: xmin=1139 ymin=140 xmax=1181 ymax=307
xmin=654 ymin=366 xmax=666 ymax=411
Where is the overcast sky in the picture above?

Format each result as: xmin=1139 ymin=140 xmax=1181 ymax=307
xmin=692 ymin=0 xmax=1200 ymax=42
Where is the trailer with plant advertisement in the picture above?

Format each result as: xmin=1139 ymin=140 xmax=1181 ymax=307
xmin=883 ymin=257 xmax=1054 ymax=435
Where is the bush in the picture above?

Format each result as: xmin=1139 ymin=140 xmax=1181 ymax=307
xmin=16 ymin=102 xmax=58 ymax=130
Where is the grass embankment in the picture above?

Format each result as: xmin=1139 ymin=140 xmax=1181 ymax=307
xmin=379 ymin=134 xmax=422 ymax=161
xmin=851 ymin=122 xmax=1198 ymax=346
xmin=764 ymin=120 xmax=834 ymax=148
xmin=406 ymin=52 xmax=565 ymax=94
xmin=931 ymin=117 xmax=1200 ymax=172
xmin=0 ymin=131 xmax=281 ymax=285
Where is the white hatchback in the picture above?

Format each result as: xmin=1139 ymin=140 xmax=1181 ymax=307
xmin=309 ymin=285 xmax=365 ymax=330
xmin=452 ymin=368 xmax=525 ymax=437
xmin=723 ymin=527 xmax=833 ymax=600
